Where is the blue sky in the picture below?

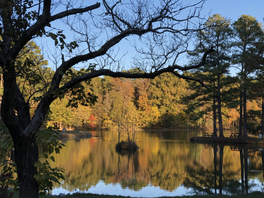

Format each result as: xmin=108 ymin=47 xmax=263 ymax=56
xmin=36 ymin=0 xmax=264 ymax=72
xmin=201 ymin=0 xmax=263 ymax=23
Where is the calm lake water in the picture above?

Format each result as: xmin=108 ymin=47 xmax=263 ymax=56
xmin=47 ymin=129 xmax=264 ymax=196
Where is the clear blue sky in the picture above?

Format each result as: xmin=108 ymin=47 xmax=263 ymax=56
xmin=36 ymin=0 xmax=264 ymax=72
xmin=201 ymin=0 xmax=263 ymax=23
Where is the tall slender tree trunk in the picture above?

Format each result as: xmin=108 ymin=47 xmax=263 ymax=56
xmin=261 ymin=98 xmax=264 ymax=137
xmin=243 ymin=88 xmax=247 ymax=137
xmin=213 ymin=82 xmax=217 ymax=136
xmin=261 ymin=150 xmax=264 ymax=178
xmin=244 ymin=149 xmax=248 ymax=193
xmin=0 ymin=74 xmax=3 ymax=87
xmin=217 ymin=75 xmax=224 ymax=137
xmin=213 ymin=145 xmax=217 ymax=194
xmin=240 ymin=149 xmax=244 ymax=194
xmin=219 ymin=145 xmax=223 ymax=194
xmin=239 ymin=90 xmax=243 ymax=136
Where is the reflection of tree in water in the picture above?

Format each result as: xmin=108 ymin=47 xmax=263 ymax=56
xmin=120 ymin=179 xmax=147 ymax=191
xmin=183 ymin=145 xmax=261 ymax=195
xmin=50 ymin=135 xmax=198 ymax=193
xmin=49 ymin=134 xmax=264 ymax=195
xmin=151 ymin=172 xmax=186 ymax=191
xmin=183 ymin=165 xmax=237 ymax=195
xmin=116 ymin=151 xmax=149 ymax=191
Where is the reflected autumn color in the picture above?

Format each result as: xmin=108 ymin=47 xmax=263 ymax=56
xmin=44 ymin=130 xmax=264 ymax=195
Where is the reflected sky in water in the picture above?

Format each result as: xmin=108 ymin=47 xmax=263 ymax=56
xmin=53 ymin=181 xmax=195 ymax=197
xmin=46 ymin=130 xmax=264 ymax=196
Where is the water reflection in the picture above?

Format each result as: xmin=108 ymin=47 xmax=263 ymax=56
xmin=46 ymin=130 xmax=264 ymax=196
xmin=184 ymin=145 xmax=263 ymax=195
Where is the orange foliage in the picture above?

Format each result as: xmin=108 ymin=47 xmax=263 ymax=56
xmin=227 ymin=108 xmax=239 ymax=128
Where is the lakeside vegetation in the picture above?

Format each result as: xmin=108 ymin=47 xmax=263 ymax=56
xmin=1 ymin=0 xmax=264 ymax=197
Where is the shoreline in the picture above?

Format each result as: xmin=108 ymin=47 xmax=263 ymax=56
xmin=58 ymin=130 xmax=92 ymax=140
xmin=190 ymin=136 xmax=264 ymax=147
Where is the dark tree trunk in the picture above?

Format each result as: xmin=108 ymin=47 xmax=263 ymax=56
xmin=219 ymin=145 xmax=223 ymax=195
xmin=1 ymin=64 xmax=40 ymax=198
xmin=213 ymin=82 xmax=217 ymax=137
xmin=244 ymin=149 xmax=248 ymax=194
xmin=261 ymin=98 xmax=264 ymax=137
xmin=240 ymin=149 xmax=244 ymax=194
xmin=261 ymin=150 xmax=264 ymax=178
xmin=217 ymin=75 xmax=224 ymax=137
xmin=213 ymin=145 xmax=217 ymax=194
xmin=14 ymin=136 xmax=39 ymax=198
xmin=243 ymin=88 xmax=247 ymax=137
xmin=239 ymin=90 xmax=243 ymax=136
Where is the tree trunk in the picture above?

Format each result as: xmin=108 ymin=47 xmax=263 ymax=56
xmin=239 ymin=90 xmax=243 ymax=136
xmin=243 ymin=88 xmax=247 ymax=137
xmin=213 ymin=145 xmax=217 ymax=194
xmin=219 ymin=145 xmax=223 ymax=195
xmin=217 ymin=75 xmax=224 ymax=137
xmin=14 ymin=135 xmax=39 ymax=198
xmin=240 ymin=149 xmax=244 ymax=194
xmin=261 ymin=150 xmax=264 ymax=178
xmin=261 ymin=98 xmax=264 ymax=137
xmin=213 ymin=82 xmax=217 ymax=136
xmin=244 ymin=149 xmax=248 ymax=194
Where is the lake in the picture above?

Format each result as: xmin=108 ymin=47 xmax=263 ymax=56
xmin=47 ymin=129 xmax=264 ymax=196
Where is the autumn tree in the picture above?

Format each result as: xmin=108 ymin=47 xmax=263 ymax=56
xmin=147 ymin=72 xmax=189 ymax=127
xmin=0 ymin=0 xmax=214 ymax=197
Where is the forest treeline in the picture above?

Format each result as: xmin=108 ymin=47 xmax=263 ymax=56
xmin=46 ymin=70 xmax=261 ymax=132
xmin=4 ymin=14 xmax=264 ymax=135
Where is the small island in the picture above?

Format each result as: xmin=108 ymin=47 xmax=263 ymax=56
xmin=115 ymin=140 xmax=139 ymax=151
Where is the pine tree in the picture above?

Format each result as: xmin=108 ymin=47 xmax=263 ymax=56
xmin=186 ymin=14 xmax=233 ymax=136
xmin=232 ymin=15 xmax=264 ymax=136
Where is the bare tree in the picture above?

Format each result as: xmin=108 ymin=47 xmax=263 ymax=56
xmin=0 ymin=0 xmax=213 ymax=197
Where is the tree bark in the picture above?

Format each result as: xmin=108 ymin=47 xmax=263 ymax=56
xmin=243 ymin=88 xmax=247 ymax=137
xmin=261 ymin=150 xmax=264 ymax=178
xmin=244 ymin=149 xmax=248 ymax=193
xmin=14 ymin=135 xmax=39 ymax=198
xmin=261 ymin=98 xmax=264 ymax=137
xmin=240 ymin=149 xmax=244 ymax=194
xmin=239 ymin=90 xmax=243 ymax=136
xmin=219 ymin=145 xmax=223 ymax=195
xmin=213 ymin=145 xmax=217 ymax=194
xmin=213 ymin=82 xmax=217 ymax=137
xmin=217 ymin=75 xmax=224 ymax=137
xmin=1 ymin=63 xmax=40 ymax=198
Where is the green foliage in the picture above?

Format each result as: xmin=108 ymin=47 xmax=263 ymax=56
xmin=35 ymin=127 xmax=65 ymax=193
xmin=15 ymin=41 xmax=50 ymax=104
xmin=47 ymin=31 xmax=79 ymax=52
xmin=0 ymin=125 xmax=18 ymax=190
xmin=34 ymin=161 xmax=64 ymax=194
xmin=63 ymin=64 xmax=98 ymax=108
xmin=0 ymin=125 xmax=65 ymax=194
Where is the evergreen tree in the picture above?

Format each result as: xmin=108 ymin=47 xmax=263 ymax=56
xmin=186 ymin=14 xmax=233 ymax=136
xmin=232 ymin=15 xmax=264 ymax=136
